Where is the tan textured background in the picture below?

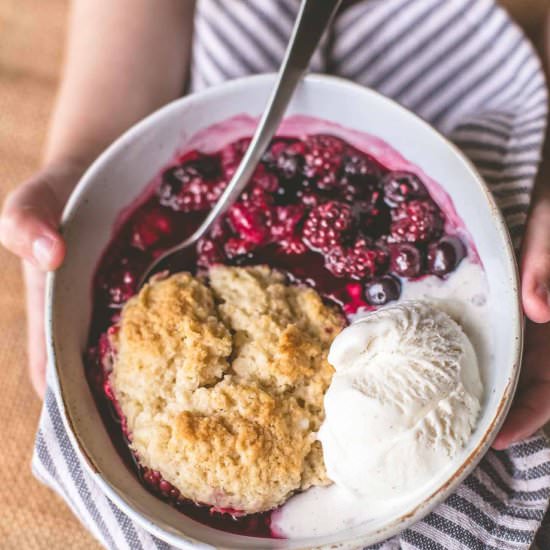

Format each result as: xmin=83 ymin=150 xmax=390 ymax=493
xmin=0 ymin=0 xmax=101 ymax=548
xmin=0 ymin=1 xmax=547 ymax=549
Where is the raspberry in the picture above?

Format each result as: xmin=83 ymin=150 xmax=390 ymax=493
xmin=383 ymin=172 xmax=428 ymax=206
xmin=227 ymin=202 xmax=271 ymax=245
xmin=325 ymin=239 xmax=388 ymax=280
xmin=340 ymin=152 xmax=383 ymax=200
xmin=251 ymin=164 xmax=279 ymax=193
xmin=206 ymin=180 xmax=228 ymax=204
xmin=340 ymin=282 xmax=369 ymax=315
xmin=99 ymin=251 xmax=146 ymax=306
xmin=196 ymin=238 xmax=224 ymax=268
xmin=296 ymin=190 xmax=321 ymax=208
xmin=143 ymin=468 xmax=180 ymax=500
xmin=224 ymin=237 xmax=256 ymax=260
xmin=271 ymin=205 xmax=306 ymax=240
xmin=390 ymin=200 xmax=444 ymax=244
xmin=130 ymin=207 xmax=175 ymax=250
xmin=279 ymin=238 xmax=307 ymax=255
xmin=209 ymin=219 xmax=232 ymax=240
xmin=239 ymin=186 xmax=274 ymax=210
xmin=143 ymin=468 xmax=161 ymax=487
xmin=271 ymin=205 xmax=307 ymax=255
xmin=197 ymin=221 xmax=232 ymax=268
xmin=302 ymin=201 xmax=354 ymax=252
xmin=303 ymin=135 xmax=346 ymax=190
xmin=104 ymin=268 xmax=137 ymax=305
xmin=264 ymin=139 xmax=306 ymax=180
xmin=341 ymin=152 xmax=380 ymax=179
xmin=158 ymin=151 xmax=223 ymax=212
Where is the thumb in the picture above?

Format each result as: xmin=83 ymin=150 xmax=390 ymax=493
xmin=0 ymin=170 xmax=68 ymax=271
xmin=521 ymin=188 xmax=550 ymax=324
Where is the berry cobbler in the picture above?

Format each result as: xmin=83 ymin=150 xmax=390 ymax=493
xmin=86 ymin=115 xmax=476 ymax=538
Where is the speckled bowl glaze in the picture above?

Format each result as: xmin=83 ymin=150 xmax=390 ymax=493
xmin=46 ymin=74 xmax=522 ymax=549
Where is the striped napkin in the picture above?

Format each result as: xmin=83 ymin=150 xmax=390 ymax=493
xmin=33 ymin=1 xmax=550 ymax=548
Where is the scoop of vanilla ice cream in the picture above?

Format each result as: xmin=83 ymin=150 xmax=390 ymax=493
xmin=318 ymin=300 xmax=482 ymax=501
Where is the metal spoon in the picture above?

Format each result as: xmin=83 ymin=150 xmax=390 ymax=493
xmin=139 ymin=0 xmax=343 ymax=286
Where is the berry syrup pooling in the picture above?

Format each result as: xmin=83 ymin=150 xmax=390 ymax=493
xmin=86 ymin=128 xmax=466 ymax=537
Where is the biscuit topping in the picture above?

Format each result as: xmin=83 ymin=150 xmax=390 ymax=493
xmin=109 ymin=266 xmax=344 ymax=513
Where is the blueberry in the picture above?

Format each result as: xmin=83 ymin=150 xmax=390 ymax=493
xmin=364 ymin=276 xmax=401 ymax=306
xmin=383 ymin=172 xmax=427 ymax=206
xmin=427 ymin=236 xmax=466 ymax=276
xmin=390 ymin=244 xmax=423 ymax=278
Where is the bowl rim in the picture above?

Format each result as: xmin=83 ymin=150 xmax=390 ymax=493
xmin=45 ymin=72 xmax=523 ymax=549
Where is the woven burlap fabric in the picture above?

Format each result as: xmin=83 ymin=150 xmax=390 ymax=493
xmin=0 ymin=0 xmax=100 ymax=548
xmin=0 ymin=1 xmax=545 ymax=549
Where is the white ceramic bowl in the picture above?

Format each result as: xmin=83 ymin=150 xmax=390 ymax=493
xmin=46 ymin=74 xmax=522 ymax=549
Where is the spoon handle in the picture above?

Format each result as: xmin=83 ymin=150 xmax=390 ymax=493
xmin=179 ymin=0 xmax=343 ymax=248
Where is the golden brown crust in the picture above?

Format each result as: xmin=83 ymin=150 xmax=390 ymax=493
xmin=110 ymin=266 xmax=344 ymax=513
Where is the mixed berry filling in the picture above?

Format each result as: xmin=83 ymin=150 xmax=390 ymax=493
xmin=86 ymin=132 xmax=466 ymax=537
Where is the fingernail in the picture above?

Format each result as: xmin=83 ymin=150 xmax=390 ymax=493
xmin=32 ymin=235 xmax=55 ymax=269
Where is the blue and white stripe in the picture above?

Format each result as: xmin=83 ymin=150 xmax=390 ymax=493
xmin=34 ymin=1 xmax=550 ymax=548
